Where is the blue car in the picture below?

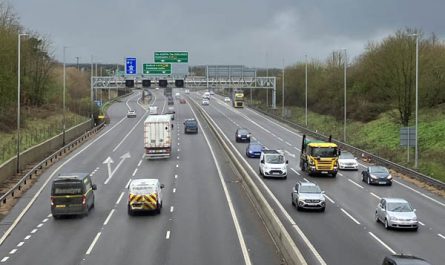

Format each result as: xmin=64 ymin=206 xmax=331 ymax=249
xmin=246 ymin=142 xmax=264 ymax=158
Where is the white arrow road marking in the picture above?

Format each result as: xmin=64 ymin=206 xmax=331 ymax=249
xmin=104 ymin=152 xmax=131 ymax=184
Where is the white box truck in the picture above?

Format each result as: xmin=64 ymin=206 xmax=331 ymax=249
xmin=143 ymin=114 xmax=172 ymax=159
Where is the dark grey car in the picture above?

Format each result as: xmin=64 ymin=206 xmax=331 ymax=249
xmin=362 ymin=166 xmax=392 ymax=185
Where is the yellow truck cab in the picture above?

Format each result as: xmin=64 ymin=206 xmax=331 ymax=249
xmin=299 ymin=135 xmax=339 ymax=177
xmin=51 ymin=173 xmax=97 ymax=218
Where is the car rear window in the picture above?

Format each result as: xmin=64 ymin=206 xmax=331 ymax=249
xmin=130 ymin=185 xmax=156 ymax=195
xmin=52 ymin=182 xmax=83 ymax=195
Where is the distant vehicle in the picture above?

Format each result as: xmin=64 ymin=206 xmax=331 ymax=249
xmin=259 ymin=150 xmax=288 ymax=179
xmin=185 ymin=89 xmax=190 ymax=94
xmin=166 ymin=107 xmax=175 ymax=120
xmin=338 ymin=151 xmax=358 ymax=170
xmin=179 ymin=98 xmax=186 ymax=104
xmin=149 ymin=106 xmax=158 ymax=115
xmin=375 ymin=198 xmax=418 ymax=231
xmin=232 ymin=89 xmax=244 ymax=108
xmin=202 ymin=99 xmax=209 ymax=105
xmin=164 ymin=87 xmax=172 ymax=97
xmin=184 ymin=118 xmax=198 ymax=134
xmin=224 ymin=97 xmax=231 ymax=102
xmin=143 ymin=115 xmax=172 ymax=159
xmin=300 ymin=134 xmax=339 ymax=177
xmin=128 ymin=179 xmax=164 ymax=215
xmin=362 ymin=166 xmax=392 ymax=185
xmin=246 ymin=142 xmax=264 ymax=158
xmin=168 ymin=96 xmax=174 ymax=105
xmin=203 ymin=91 xmax=210 ymax=99
xmin=127 ymin=110 xmax=136 ymax=118
xmin=209 ymin=90 xmax=215 ymax=95
xmin=382 ymin=254 xmax=431 ymax=265
xmin=175 ymin=92 xmax=181 ymax=99
xmin=291 ymin=182 xmax=326 ymax=211
xmin=235 ymin=128 xmax=251 ymax=142
xmin=51 ymin=173 xmax=97 ymax=219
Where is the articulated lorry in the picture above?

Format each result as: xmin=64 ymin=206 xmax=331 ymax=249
xmin=143 ymin=114 xmax=172 ymax=159
xmin=299 ymin=135 xmax=339 ymax=177
xmin=232 ymin=89 xmax=244 ymax=108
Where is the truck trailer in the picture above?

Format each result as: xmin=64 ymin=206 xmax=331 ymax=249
xmin=143 ymin=115 xmax=172 ymax=159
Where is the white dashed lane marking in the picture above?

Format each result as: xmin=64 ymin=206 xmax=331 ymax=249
xmin=24 ymin=235 xmax=31 ymax=240
xmin=30 ymin=229 xmax=37 ymax=234
xmin=170 ymin=206 xmax=174 ymax=212
xmin=438 ymin=234 xmax=445 ymax=240
xmin=125 ymin=179 xmax=132 ymax=189
xmin=341 ymin=208 xmax=361 ymax=225
xmin=116 ymin=192 xmax=125 ymax=204
xmin=173 ymin=188 xmax=176 ymax=193
xmin=290 ymin=168 xmax=301 ymax=175
xmin=369 ymin=232 xmax=396 ymax=254
xmin=137 ymin=160 xmax=142 ymax=167
xmin=17 ymin=242 xmax=24 ymax=247
xmin=348 ymin=179 xmax=364 ymax=189
xmin=166 ymin=231 xmax=171 ymax=239
xmin=370 ymin=192 xmax=381 ymax=200
xmin=324 ymin=194 xmax=335 ymax=204
xmin=9 ymin=249 xmax=17 ymax=255
xmin=37 ymin=223 xmax=43 ymax=228
xmin=1 ymin=257 xmax=9 ymax=262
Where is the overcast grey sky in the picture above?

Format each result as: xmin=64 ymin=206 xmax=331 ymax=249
xmin=11 ymin=0 xmax=445 ymax=68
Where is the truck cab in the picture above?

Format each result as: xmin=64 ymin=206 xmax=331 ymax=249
xmin=299 ymin=135 xmax=339 ymax=177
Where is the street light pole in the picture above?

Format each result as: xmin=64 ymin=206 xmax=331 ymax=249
xmin=282 ymin=58 xmax=285 ymax=117
xmin=343 ymin=49 xmax=347 ymax=143
xmin=414 ymin=34 xmax=419 ymax=168
xmin=63 ymin=46 xmax=67 ymax=146
xmin=305 ymin=54 xmax=308 ymax=127
xmin=16 ymin=33 xmax=27 ymax=173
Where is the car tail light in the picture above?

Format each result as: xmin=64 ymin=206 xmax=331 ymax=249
xmin=50 ymin=196 xmax=55 ymax=206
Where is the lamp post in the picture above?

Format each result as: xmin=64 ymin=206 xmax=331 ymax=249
xmin=305 ymin=54 xmax=308 ymax=127
xmin=16 ymin=33 xmax=28 ymax=173
xmin=342 ymin=48 xmax=347 ymax=143
xmin=282 ymin=58 xmax=285 ymax=117
xmin=412 ymin=34 xmax=419 ymax=168
xmin=63 ymin=46 xmax=67 ymax=146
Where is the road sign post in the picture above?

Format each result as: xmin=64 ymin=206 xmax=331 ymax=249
xmin=125 ymin=58 xmax=137 ymax=75
xmin=400 ymin=127 xmax=416 ymax=163
xmin=143 ymin=63 xmax=172 ymax=75
xmin=154 ymin=52 xmax=188 ymax=63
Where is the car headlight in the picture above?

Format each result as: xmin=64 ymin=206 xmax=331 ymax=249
xmin=387 ymin=174 xmax=392 ymax=180
xmin=308 ymin=159 xmax=315 ymax=165
xmin=411 ymin=216 xmax=417 ymax=221
xmin=370 ymin=174 xmax=378 ymax=179
xmin=238 ymin=134 xmax=241 ymax=137
xmin=390 ymin=215 xmax=399 ymax=221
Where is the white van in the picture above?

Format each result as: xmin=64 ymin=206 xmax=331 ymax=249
xmin=149 ymin=106 xmax=158 ymax=115
xmin=259 ymin=150 xmax=288 ymax=179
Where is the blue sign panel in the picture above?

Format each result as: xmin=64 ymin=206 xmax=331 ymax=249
xmin=125 ymin=57 xmax=137 ymax=75
xmin=94 ymin=100 xmax=102 ymax=107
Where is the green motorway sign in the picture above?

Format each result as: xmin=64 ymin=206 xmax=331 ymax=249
xmin=143 ymin=63 xmax=172 ymax=75
xmin=154 ymin=52 xmax=189 ymax=63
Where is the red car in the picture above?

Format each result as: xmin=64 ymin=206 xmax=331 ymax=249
xmin=179 ymin=98 xmax=186 ymax=104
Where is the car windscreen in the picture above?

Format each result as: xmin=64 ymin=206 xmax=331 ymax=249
xmin=299 ymin=185 xmax=321 ymax=193
xmin=387 ymin=202 xmax=413 ymax=212
xmin=52 ymin=182 xmax=83 ymax=195
xmin=250 ymin=144 xmax=262 ymax=151
xmin=238 ymin=129 xmax=248 ymax=135
xmin=185 ymin=120 xmax=197 ymax=126
xmin=311 ymin=147 xmax=337 ymax=157
xmin=370 ymin=167 xmax=389 ymax=174
xmin=130 ymin=185 xmax=156 ymax=195
xmin=265 ymin=154 xmax=284 ymax=164
xmin=340 ymin=152 xmax=354 ymax=159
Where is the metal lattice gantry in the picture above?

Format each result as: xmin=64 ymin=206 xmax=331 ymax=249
xmin=91 ymin=76 xmax=125 ymax=102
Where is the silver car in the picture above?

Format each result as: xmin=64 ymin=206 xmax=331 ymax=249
xmin=291 ymin=182 xmax=326 ymax=211
xmin=375 ymin=198 xmax=418 ymax=231
xmin=338 ymin=151 xmax=358 ymax=170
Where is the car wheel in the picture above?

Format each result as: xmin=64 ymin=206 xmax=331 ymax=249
xmin=53 ymin=215 xmax=60 ymax=220
xmin=301 ymin=162 xmax=307 ymax=172
xmin=128 ymin=205 xmax=133 ymax=216
xmin=291 ymin=198 xmax=295 ymax=206
xmin=362 ymin=174 xmax=365 ymax=182
xmin=283 ymin=175 xmax=287 ymax=180
xmin=413 ymin=227 xmax=418 ymax=232
xmin=259 ymin=168 xmax=262 ymax=176
xmin=332 ymin=173 xmax=337 ymax=178
xmin=374 ymin=212 xmax=379 ymax=223
xmin=388 ymin=181 xmax=392 ymax=186
xmin=156 ymin=201 xmax=162 ymax=214
xmin=90 ymin=201 xmax=95 ymax=209
xmin=384 ymin=219 xmax=390 ymax=230
xmin=367 ymin=176 xmax=371 ymax=185
xmin=320 ymin=207 xmax=326 ymax=212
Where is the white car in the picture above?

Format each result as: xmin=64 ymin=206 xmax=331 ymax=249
xmin=128 ymin=179 xmax=164 ymax=215
xmin=127 ymin=110 xmax=136 ymax=118
xmin=202 ymin=99 xmax=210 ymax=105
xmin=175 ymin=92 xmax=180 ymax=99
xmin=291 ymin=182 xmax=326 ymax=211
xmin=259 ymin=150 xmax=288 ymax=179
xmin=338 ymin=151 xmax=358 ymax=170
xmin=185 ymin=89 xmax=190 ymax=94
xmin=224 ymin=97 xmax=231 ymax=102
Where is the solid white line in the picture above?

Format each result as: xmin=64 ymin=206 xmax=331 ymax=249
xmin=418 ymin=221 xmax=425 ymax=226
xmin=341 ymin=208 xmax=361 ymax=225
xmin=290 ymin=168 xmax=301 ymax=175
xmin=137 ymin=160 xmax=142 ymax=167
xmin=30 ymin=229 xmax=37 ymax=234
xmin=132 ymin=168 xmax=138 ymax=177
xmin=37 ymin=223 xmax=43 ymax=228
xmin=324 ymin=194 xmax=335 ymax=204
xmin=17 ymin=242 xmax=24 ymax=247
xmin=103 ymin=209 xmax=115 ymax=225
xmin=188 ymin=102 xmax=253 ymax=265
xmin=285 ymin=141 xmax=292 ymax=146
xmin=1 ymin=257 xmax=9 ymax=262
xmin=116 ymin=192 xmax=125 ymax=204
xmin=393 ymin=180 xmax=445 ymax=208
xmin=170 ymin=206 xmax=174 ymax=213
xmin=86 ymin=232 xmax=102 ymax=255
xmin=125 ymin=179 xmax=132 ymax=189
xmin=369 ymin=232 xmax=396 ymax=254
xmin=9 ymin=249 xmax=17 ymax=254
xmin=438 ymin=233 xmax=445 ymax=239
xmin=370 ymin=192 xmax=381 ymax=200
xmin=24 ymin=235 xmax=31 ymax=240
xmin=348 ymin=179 xmax=364 ymax=189
xmin=0 ymin=103 xmax=132 ymax=245
xmin=166 ymin=231 xmax=171 ymax=239
xmin=173 ymin=188 xmax=176 ymax=193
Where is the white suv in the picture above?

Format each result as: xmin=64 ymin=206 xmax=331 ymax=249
xmin=259 ymin=150 xmax=288 ymax=179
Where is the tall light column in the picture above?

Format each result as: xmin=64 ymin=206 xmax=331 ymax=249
xmin=343 ymin=48 xmax=347 ymax=142
xmin=16 ymin=33 xmax=28 ymax=173
xmin=414 ymin=34 xmax=419 ymax=168
xmin=282 ymin=58 xmax=285 ymax=117
xmin=63 ymin=46 xmax=67 ymax=146
xmin=305 ymin=54 xmax=308 ymax=127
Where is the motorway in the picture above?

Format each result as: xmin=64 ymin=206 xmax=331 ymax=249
xmin=0 ymin=89 xmax=282 ymax=265
xmin=187 ymin=91 xmax=445 ymax=265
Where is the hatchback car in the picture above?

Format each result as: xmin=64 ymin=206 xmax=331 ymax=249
xmin=362 ymin=166 xmax=392 ymax=185
xmin=224 ymin=97 xmax=231 ymax=102
xmin=246 ymin=142 xmax=264 ymax=158
xmin=202 ymin=99 xmax=209 ymax=105
xmin=184 ymin=118 xmax=198 ymax=134
xmin=128 ymin=179 xmax=164 ymax=215
xmin=375 ymin=198 xmax=418 ymax=230
xmin=291 ymin=182 xmax=326 ymax=211
xmin=235 ymin=128 xmax=251 ymax=142
xmin=127 ymin=110 xmax=136 ymax=118
xmin=338 ymin=151 xmax=358 ymax=170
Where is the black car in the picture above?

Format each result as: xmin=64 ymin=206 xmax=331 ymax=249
xmin=184 ymin=119 xmax=198 ymax=134
xmin=362 ymin=166 xmax=392 ymax=185
xmin=382 ymin=254 xmax=431 ymax=265
xmin=235 ymin=128 xmax=251 ymax=142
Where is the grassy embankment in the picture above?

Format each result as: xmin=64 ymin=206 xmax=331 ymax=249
xmin=257 ymin=103 xmax=445 ymax=183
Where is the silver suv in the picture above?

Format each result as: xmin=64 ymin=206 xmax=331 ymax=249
xmin=291 ymin=182 xmax=326 ymax=211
